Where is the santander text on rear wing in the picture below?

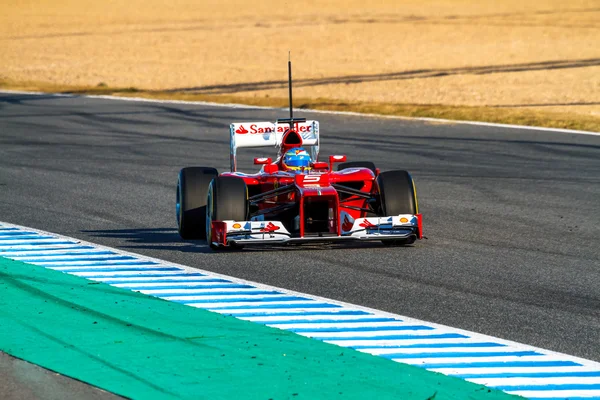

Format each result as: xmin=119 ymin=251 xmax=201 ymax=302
xmin=230 ymin=120 xmax=319 ymax=171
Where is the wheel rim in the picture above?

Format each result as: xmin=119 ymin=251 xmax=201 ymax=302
xmin=176 ymin=179 xmax=182 ymax=229
xmin=205 ymin=182 xmax=213 ymax=244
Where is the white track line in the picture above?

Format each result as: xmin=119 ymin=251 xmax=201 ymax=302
xmin=2 ymin=89 xmax=598 ymax=136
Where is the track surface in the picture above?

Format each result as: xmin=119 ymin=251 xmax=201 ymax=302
xmin=0 ymin=352 xmax=123 ymax=400
xmin=1 ymin=93 xmax=599 ymax=363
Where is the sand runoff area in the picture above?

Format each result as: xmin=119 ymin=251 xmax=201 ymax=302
xmin=1 ymin=0 xmax=599 ymax=130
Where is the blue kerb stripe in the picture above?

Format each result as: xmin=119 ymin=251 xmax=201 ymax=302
xmin=118 ymin=283 xmax=254 ymax=290
xmin=81 ymin=273 xmax=206 ymax=278
xmin=454 ymin=370 xmax=600 ymax=379
xmin=56 ymin=267 xmax=182 ymax=272
xmin=170 ymin=296 xmax=309 ymax=303
xmin=258 ymin=317 xmax=399 ymax=325
xmin=205 ymin=303 xmax=342 ymax=310
xmin=10 ymin=251 xmax=116 ymax=257
xmin=40 ymin=261 xmax=159 ymax=267
xmin=495 ymin=383 xmax=600 ymax=391
xmin=0 ymin=235 xmax=55 ymax=240
xmin=48 ymin=264 xmax=163 ymax=271
xmin=351 ymin=342 xmax=506 ymax=349
xmin=0 ymin=231 xmax=38 ymax=236
xmin=226 ymin=310 xmax=371 ymax=317
xmin=126 ymin=283 xmax=255 ymax=289
xmin=19 ymin=255 xmax=136 ymax=262
xmin=0 ymin=246 xmax=96 ymax=253
xmin=416 ymin=360 xmax=581 ymax=369
xmin=0 ymin=241 xmax=76 ymax=247
xmin=382 ymin=350 xmax=541 ymax=359
xmin=106 ymin=279 xmax=228 ymax=285
xmin=527 ymin=398 xmax=600 ymax=400
xmin=316 ymin=333 xmax=468 ymax=341
xmin=139 ymin=290 xmax=281 ymax=297
xmin=288 ymin=325 xmax=434 ymax=333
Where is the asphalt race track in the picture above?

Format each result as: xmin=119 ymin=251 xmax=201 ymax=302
xmin=1 ymin=92 xmax=599 ymax=365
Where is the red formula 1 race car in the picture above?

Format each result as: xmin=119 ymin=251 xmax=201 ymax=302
xmin=176 ymin=117 xmax=422 ymax=250
xmin=176 ymin=60 xmax=422 ymax=250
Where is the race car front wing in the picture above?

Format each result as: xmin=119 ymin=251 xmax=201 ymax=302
xmin=210 ymin=214 xmax=422 ymax=247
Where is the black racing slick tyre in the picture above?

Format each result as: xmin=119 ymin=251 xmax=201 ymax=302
xmin=176 ymin=167 xmax=218 ymax=240
xmin=376 ymin=170 xmax=419 ymax=246
xmin=206 ymin=176 xmax=248 ymax=249
xmin=337 ymin=161 xmax=376 ymax=174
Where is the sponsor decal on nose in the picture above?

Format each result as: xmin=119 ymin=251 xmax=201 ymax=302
xmin=260 ymin=222 xmax=280 ymax=232
xmin=359 ymin=219 xmax=376 ymax=228
xmin=342 ymin=215 xmax=354 ymax=232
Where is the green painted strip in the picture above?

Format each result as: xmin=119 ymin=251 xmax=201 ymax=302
xmin=0 ymin=257 xmax=519 ymax=399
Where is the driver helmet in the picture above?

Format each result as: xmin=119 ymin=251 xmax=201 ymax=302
xmin=282 ymin=148 xmax=312 ymax=174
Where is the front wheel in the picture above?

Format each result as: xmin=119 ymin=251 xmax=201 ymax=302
xmin=376 ymin=170 xmax=418 ymax=246
xmin=176 ymin=167 xmax=218 ymax=240
xmin=206 ymin=176 xmax=248 ymax=249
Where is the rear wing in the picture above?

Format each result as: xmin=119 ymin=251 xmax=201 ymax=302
xmin=229 ymin=120 xmax=320 ymax=171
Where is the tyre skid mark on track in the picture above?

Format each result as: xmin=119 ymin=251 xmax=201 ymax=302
xmin=1 ymin=222 xmax=600 ymax=399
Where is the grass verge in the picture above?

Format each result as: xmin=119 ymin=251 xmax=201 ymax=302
xmin=2 ymin=80 xmax=598 ymax=132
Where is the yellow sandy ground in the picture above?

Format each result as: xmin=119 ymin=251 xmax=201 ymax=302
xmin=1 ymin=0 xmax=599 ymax=120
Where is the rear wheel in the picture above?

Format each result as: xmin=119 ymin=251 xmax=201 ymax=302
xmin=376 ymin=170 xmax=418 ymax=246
xmin=176 ymin=167 xmax=218 ymax=240
xmin=206 ymin=176 xmax=248 ymax=249
xmin=337 ymin=161 xmax=376 ymax=174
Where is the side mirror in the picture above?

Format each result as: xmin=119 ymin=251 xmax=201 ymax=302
xmin=254 ymin=157 xmax=272 ymax=165
xmin=312 ymin=161 xmax=329 ymax=170
xmin=328 ymin=155 xmax=347 ymax=170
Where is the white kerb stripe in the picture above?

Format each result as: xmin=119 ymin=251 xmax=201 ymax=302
xmin=297 ymin=330 xmax=443 ymax=339
xmin=162 ymin=295 xmax=309 ymax=302
xmin=431 ymin=365 xmax=600 ymax=375
xmin=468 ymin=376 xmax=600 ymax=386
xmin=242 ymin=315 xmax=383 ymax=322
xmin=110 ymin=279 xmax=228 ymax=286
xmin=359 ymin=347 xmax=528 ymax=355
xmin=323 ymin=338 xmax=499 ymax=347
xmin=211 ymin=307 xmax=355 ymax=315
xmin=72 ymin=271 xmax=185 ymax=277
xmin=132 ymin=287 xmax=266 ymax=294
xmin=506 ymin=390 xmax=600 ymax=398
xmin=267 ymin=321 xmax=413 ymax=329
xmin=398 ymin=355 xmax=561 ymax=365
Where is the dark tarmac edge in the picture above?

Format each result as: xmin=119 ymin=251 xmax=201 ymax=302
xmin=0 ymin=351 xmax=125 ymax=400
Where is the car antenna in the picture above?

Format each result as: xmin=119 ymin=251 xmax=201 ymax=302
xmin=288 ymin=51 xmax=293 ymax=121
xmin=277 ymin=52 xmax=306 ymax=128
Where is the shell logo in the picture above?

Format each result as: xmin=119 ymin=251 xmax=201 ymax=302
xmin=232 ymin=223 xmax=242 ymax=229
xmin=400 ymin=217 xmax=409 ymax=223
